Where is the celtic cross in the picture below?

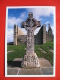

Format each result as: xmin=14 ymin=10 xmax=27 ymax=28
xmin=21 ymin=12 xmax=41 ymax=54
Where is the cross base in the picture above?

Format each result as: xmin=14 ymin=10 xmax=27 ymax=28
xmin=21 ymin=53 xmax=40 ymax=68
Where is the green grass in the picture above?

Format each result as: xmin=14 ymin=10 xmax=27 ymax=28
xmin=7 ymin=45 xmax=26 ymax=61
xmin=35 ymin=42 xmax=54 ymax=65
xmin=7 ymin=42 xmax=54 ymax=65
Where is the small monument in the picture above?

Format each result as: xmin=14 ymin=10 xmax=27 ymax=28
xmin=21 ymin=12 xmax=41 ymax=68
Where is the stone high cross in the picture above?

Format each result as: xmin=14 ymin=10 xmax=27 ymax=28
xmin=21 ymin=12 xmax=41 ymax=54
xmin=21 ymin=12 xmax=41 ymax=68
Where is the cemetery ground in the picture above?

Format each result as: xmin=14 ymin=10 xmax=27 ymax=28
xmin=7 ymin=42 xmax=54 ymax=75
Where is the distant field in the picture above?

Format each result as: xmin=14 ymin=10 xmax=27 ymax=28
xmin=7 ymin=42 xmax=54 ymax=65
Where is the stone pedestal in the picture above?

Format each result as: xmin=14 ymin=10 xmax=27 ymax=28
xmin=21 ymin=53 xmax=40 ymax=68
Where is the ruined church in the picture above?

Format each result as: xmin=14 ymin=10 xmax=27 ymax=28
xmin=14 ymin=23 xmax=53 ymax=45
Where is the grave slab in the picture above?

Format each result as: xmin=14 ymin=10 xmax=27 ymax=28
xmin=41 ymin=50 xmax=46 ymax=54
xmin=49 ymin=50 xmax=54 ymax=53
xmin=7 ymin=50 xmax=14 ymax=53
xmin=13 ymin=58 xmax=23 ymax=61
xmin=39 ymin=60 xmax=52 ymax=67
xmin=7 ymin=58 xmax=53 ymax=75
xmin=38 ymin=48 xmax=43 ymax=51
xmin=39 ymin=58 xmax=47 ymax=61
xmin=38 ymin=48 xmax=46 ymax=54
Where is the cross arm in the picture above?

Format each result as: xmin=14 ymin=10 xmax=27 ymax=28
xmin=21 ymin=21 xmax=27 ymax=30
xmin=33 ymin=21 xmax=41 ymax=31
xmin=36 ymin=21 xmax=41 ymax=27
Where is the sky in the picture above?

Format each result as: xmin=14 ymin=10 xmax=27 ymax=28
xmin=7 ymin=6 xmax=55 ymax=43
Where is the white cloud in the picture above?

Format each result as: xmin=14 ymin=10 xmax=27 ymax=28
xmin=7 ymin=7 xmax=55 ymax=42
xmin=19 ymin=12 xmax=26 ymax=19
xmin=45 ymin=21 xmax=50 ymax=24
xmin=20 ymin=27 xmax=40 ymax=35
xmin=7 ymin=26 xmax=54 ymax=43
xmin=20 ymin=28 xmax=27 ymax=35
xmin=7 ymin=27 xmax=40 ymax=42
xmin=7 ymin=28 xmax=13 ymax=42
xmin=27 ymin=7 xmax=54 ymax=20
xmin=7 ymin=28 xmax=27 ymax=42
xmin=34 ymin=27 xmax=41 ymax=35
xmin=8 ymin=13 xmax=26 ymax=27
xmin=8 ymin=17 xmax=21 ymax=26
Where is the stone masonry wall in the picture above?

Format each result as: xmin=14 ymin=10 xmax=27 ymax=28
xmin=17 ymin=35 xmax=27 ymax=45
xmin=14 ymin=24 xmax=53 ymax=45
xmin=35 ymin=24 xmax=46 ymax=44
xmin=14 ymin=25 xmax=18 ymax=45
xmin=43 ymin=24 xmax=46 ymax=44
xmin=14 ymin=25 xmax=25 ymax=45
xmin=46 ymin=34 xmax=53 ymax=42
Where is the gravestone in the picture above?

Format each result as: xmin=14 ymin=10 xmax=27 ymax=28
xmin=21 ymin=12 xmax=41 ymax=68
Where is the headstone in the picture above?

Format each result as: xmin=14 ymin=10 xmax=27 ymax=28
xmin=21 ymin=12 xmax=41 ymax=68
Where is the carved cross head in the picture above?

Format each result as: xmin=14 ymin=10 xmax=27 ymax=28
xmin=21 ymin=12 xmax=41 ymax=30
xmin=28 ymin=12 xmax=33 ymax=19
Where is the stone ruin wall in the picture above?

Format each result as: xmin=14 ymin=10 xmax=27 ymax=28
xmin=17 ymin=35 xmax=27 ymax=45
xmin=46 ymin=33 xmax=53 ymax=42
xmin=14 ymin=25 xmax=25 ymax=45
xmin=14 ymin=24 xmax=53 ymax=45
xmin=35 ymin=24 xmax=46 ymax=44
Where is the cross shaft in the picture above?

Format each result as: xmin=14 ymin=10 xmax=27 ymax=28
xmin=21 ymin=12 xmax=41 ymax=54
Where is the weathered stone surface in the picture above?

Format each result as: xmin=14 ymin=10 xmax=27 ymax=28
xmin=13 ymin=23 xmax=53 ymax=45
xmin=38 ymin=48 xmax=43 ymax=50
xmin=7 ymin=58 xmax=53 ymax=75
xmin=18 ymin=68 xmax=42 ymax=75
xmin=43 ymin=24 xmax=46 ymax=44
xmin=21 ymin=53 xmax=40 ymax=68
xmin=36 ymin=25 xmax=46 ymax=44
xmin=48 ymin=24 xmax=52 ymax=35
xmin=49 ymin=50 xmax=54 ymax=53
xmin=41 ymin=51 xmax=46 ymax=54
xmin=7 ymin=68 xmax=19 ymax=75
xmin=38 ymin=48 xmax=46 ymax=54
xmin=41 ymin=67 xmax=53 ymax=75
xmin=39 ymin=58 xmax=47 ymax=61
xmin=39 ymin=60 xmax=52 ymax=67
xmin=46 ymin=24 xmax=53 ymax=42
xmin=7 ymin=50 xmax=14 ymax=53
xmin=21 ymin=12 xmax=41 ymax=68
xmin=13 ymin=58 xmax=23 ymax=61
xmin=14 ymin=25 xmax=25 ymax=45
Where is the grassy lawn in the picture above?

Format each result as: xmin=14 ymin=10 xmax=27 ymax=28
xmin=7 ymin=42 xmax=54 ymax=65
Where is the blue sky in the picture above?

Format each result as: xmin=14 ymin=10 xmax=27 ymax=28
xmin=7 ymin=7 xmax=55 ymax=42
